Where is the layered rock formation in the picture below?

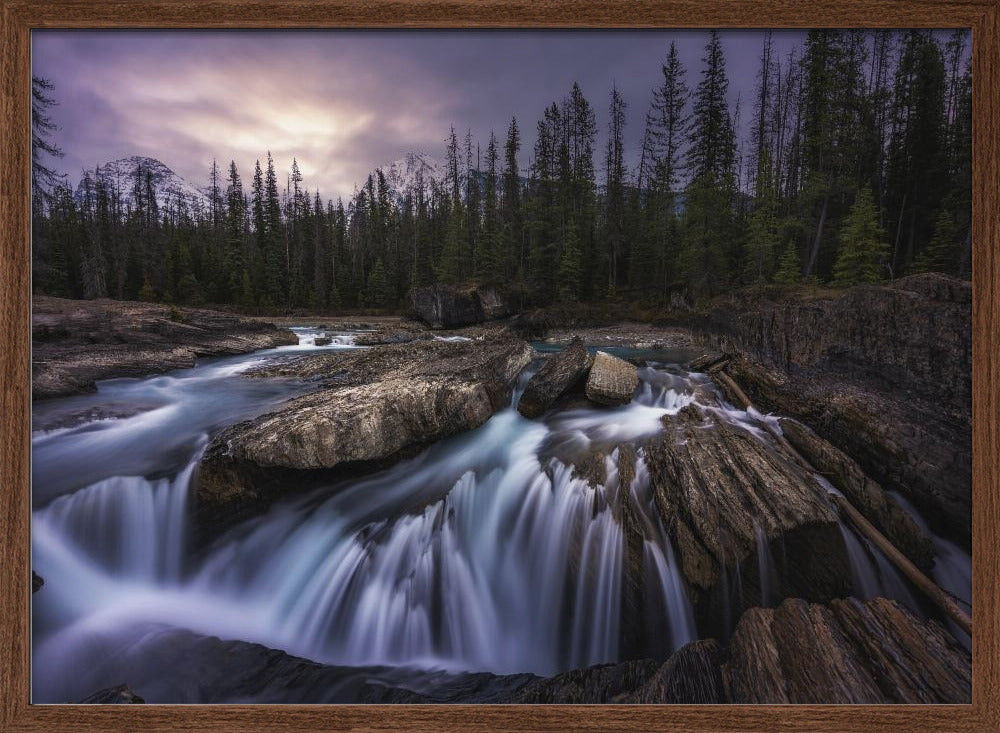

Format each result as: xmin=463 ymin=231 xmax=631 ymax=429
xmin=692 ymin=274 xmax=971 ymax=548
xmin=32 ymin=296 xmax=297 ymax=400
xmin=644 ymin=406 xmax=849 ymax=628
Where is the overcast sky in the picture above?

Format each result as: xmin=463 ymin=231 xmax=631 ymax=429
xmin=33 ymin=30 xmax=808 ymax=200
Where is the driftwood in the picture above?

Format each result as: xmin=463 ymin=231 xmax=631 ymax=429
xmin=834 ymin=495 xmax=971 ymax=636
xmin=709 ymin=366 xmax=973 ymax=637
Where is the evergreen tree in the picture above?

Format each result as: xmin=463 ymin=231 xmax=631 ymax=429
xmin=686 ymin=31 xmax=735 ymax=184
xmin=637 ymin=42 xmax=688 ymax=296
xmin=912 ymin=208 xmax=958 ymax=274
xmin=478 ymin=130 xmax=501 ymax=282
xmin=681 ymin=31 xmax=737 ymax=298
xmin=365 ymin=258 xmax=391 ymax=307
xmin=744 ymin=159 xmax=781 ymax=285
xmin=31 ymin=77 xmax=64 ymax=198
xmin=501 ymin=117 xmax=524 ymax=280
xmin=224 ymin=161 xmax=246 ymax=302
xmin=558 ymin=223 xmax=583 ymax=301
xmin=832 ymin=186 xmax=889 ymax=286
xmin=885 ymin=31 xmax=947 ymax=274
xmin=603 ymin=85 xmax=627 ymax=294
xmin=774 ymin=240 xmax=802 ymax=285
xmin=263 ymin=152 xmax=285 ymax=304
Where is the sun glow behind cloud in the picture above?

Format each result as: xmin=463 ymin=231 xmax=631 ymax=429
xmin=32 ymin=29 xmax=801 ymax=200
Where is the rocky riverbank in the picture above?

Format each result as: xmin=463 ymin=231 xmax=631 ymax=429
xmin=686 ymin=273 xmax=972 ymax=549
xmin=32 ymin=296 xmax=297 ymax=400
xmin=72 ymin=597 xmax=968 ymax=704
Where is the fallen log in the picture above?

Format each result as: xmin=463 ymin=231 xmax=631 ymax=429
xmin=709 ymin=367 xmax=972 ymax=638
xmin=834 ymin=495 xmax=972 ymax=636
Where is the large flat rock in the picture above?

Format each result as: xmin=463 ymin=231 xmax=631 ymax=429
xmin=195 ymin=337 xmax=533 ymax=539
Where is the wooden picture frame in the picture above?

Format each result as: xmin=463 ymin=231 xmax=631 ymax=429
xmin=2 ymin=1 xmax=997 ymax=730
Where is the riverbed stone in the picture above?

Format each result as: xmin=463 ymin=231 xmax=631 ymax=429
xmin=517 ymin=337 xmax=591 ymax=418
xmin=585 ymin=351 xmax=639 ymax=406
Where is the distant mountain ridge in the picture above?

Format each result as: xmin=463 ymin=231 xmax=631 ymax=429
xmin=377 ymin=153 xmax=445 ymax=199
xmin=74 ymin=156 xmax=208 ymax=215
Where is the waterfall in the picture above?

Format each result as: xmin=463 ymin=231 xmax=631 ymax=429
xmin=35 ymin=458 xmax=197 ymax=583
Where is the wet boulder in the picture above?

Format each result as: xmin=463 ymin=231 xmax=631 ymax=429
xmin=585 ymin=351 xmax=639 ymax=406
xmin=313 ymin=335 xmax=332 ymax=346
xmin=195 ymin=337 xmax=533 ymax=540
xmin=517 ymin=338 xmax=592 ymax=418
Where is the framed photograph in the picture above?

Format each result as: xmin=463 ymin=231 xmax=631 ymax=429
xmin=2 ymin=1 xmax=998 ymax=731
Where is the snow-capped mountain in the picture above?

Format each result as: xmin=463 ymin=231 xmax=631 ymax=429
xmin=378 ymin=152 xmax=445 ymax=199
xmin=74 ymin=156 xmax=208 ymax=215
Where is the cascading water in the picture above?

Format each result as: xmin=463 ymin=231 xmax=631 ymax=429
xmin=753 ymin=520 xmax=778 ymax=608
xmin=30 ymin=334 xmax=954 ymax=702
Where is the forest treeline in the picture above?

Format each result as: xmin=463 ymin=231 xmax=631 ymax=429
xmin=31 ymin=29 xmax=972 ymax=311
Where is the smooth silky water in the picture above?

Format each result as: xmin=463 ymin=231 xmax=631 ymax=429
xmin=30 ymin=332 xmax=957 ymax=702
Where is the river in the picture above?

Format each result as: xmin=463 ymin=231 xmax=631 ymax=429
xmin=29 ymin=328 xmax=969 ymax=703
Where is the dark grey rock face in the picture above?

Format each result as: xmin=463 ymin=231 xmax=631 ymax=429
xmin=701 ymin=274 xmax=970 ymax=411
xmin=693 ymin=274 xmax=971 ymax=548
xmin=410 ymin=284 xmax=513 ymax=328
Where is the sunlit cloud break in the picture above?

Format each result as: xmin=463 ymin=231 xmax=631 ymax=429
xmin=32 ymin=29 xmax=803 ymax=200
